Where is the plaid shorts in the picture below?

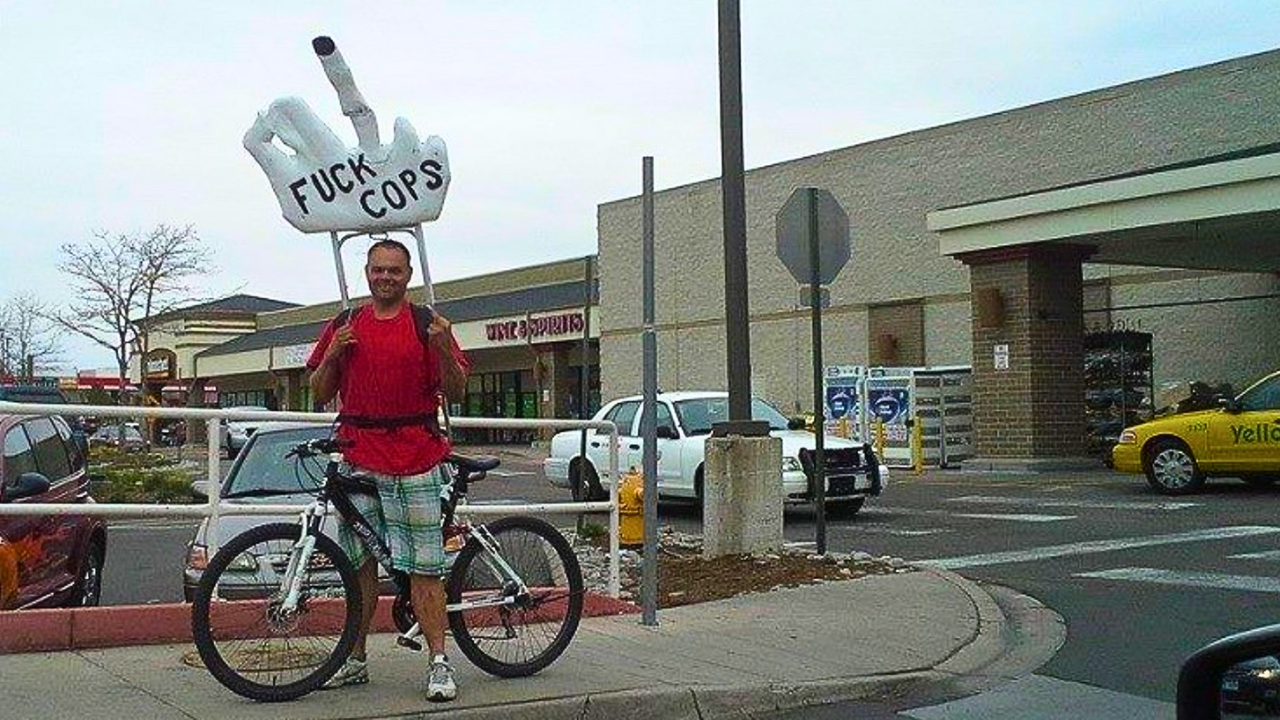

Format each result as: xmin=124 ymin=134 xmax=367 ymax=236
xmin=338 ymin=463 xmax=448 ymax=577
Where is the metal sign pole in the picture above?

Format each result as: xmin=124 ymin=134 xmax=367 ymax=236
xmin=808 ymin=188 xmax=827 ymax=556
xmin=330 ymin=231 xmax=351 ymax=310
xmin=411 ymin=223 xmax=435 ymax=305
xmin=640 ymin=156 xmax=659 ymax=626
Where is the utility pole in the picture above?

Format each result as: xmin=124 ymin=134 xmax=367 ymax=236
xmin=717 ymin=0 xmax=755 ymax=426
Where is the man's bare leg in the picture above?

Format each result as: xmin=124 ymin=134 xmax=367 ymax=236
xmin=411 ymin=574 xmax=447 ymax=655
xmin=352 ymin=558 xmax=379 ymax=660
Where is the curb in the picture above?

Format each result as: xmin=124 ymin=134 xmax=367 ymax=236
xmin=379 ymin=568 xmax=1057 ymax=720
xmin=0 ymin=593 xmax=639 ymax=654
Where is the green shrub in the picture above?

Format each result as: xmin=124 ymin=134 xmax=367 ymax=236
xmin=88 ymin=451 xmax=195 ymax=504
xmin=577 ymin=521 xmax=608 ymax=542
xmin=91 ymin=467 xmax=195 ymax=504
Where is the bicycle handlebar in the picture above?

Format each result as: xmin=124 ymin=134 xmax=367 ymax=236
xmin=287 ymin=437 xmax=350 ymax=459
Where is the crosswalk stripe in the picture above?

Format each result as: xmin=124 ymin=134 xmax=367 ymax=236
xmin=1228 ymin=549 xmax=1280 ymax=560
xmin=1076 ymin=567 xmax=1280 ymax=594
xmin=921 ymin=525 xmax=1280 ymax=570
xmin=948 ymin=495 xmax=1199 ymax=511
xmin=954 ymin=513 xmax=1076 ymax=523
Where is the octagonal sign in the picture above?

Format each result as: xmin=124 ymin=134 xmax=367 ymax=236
xmin=776 ymin=188 xmax=851 ymax=286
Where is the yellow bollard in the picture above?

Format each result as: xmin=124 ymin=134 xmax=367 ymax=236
xmin=912 ymin=414 xmax=924 ymax=476
xmin=618 ymin=467 xmax=645 ymax=547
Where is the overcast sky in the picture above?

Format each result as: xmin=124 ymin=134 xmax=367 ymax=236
xmin=4 ymin=1 xmax=1279 ymax=372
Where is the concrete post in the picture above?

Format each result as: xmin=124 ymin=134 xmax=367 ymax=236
xmin=703 ymin=435 xmax=783 ymax=558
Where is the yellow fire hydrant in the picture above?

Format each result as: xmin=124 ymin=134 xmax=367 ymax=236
xmin=618 ymin=467 xmax=645 ymax=547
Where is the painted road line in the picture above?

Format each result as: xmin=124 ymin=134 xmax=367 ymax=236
xmin=833 ymin=524 xmax=947 ymax=537
xmin=948 ymin=495 xmax=1199 ymax=511
xmin=109 ymin=520 xmax=201 ymax=531
xmin=953 ymin=513 xmax=1076 ymax=523
xmin=905 ymin=673 xmax=1172 ymax=720
xmin=921 ymin=525 xmax=1280 ymax=570
xmin=486 ymin=470 xmax=536 ymax=477
xmin=1228 ymin=549 xmax=1280 ymax=560
xmin=1076 ymin=567 xmax=1280 ymax=594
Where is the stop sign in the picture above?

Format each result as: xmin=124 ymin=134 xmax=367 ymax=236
xmin=775 ymin=188 xmax=851 ymax=285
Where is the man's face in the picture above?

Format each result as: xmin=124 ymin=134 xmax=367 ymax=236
xmin=365 ymin=246 xmax=412 ymax=303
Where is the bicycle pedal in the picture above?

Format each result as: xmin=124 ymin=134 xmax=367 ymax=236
xmin=396 ymin=635 xmax=424 ymax=652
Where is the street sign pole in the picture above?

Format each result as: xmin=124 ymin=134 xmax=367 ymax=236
xmin=807 ymin=188 xmax=827 ymax=555
xmin=640 ymin=156 xmax=659 ymax=627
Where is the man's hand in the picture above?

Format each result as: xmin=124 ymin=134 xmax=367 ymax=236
xmin=244 ymin=37 xmax=450 ymax=233
xmin=324 ymin=321 xmax=357 ymax=361
xmin=425 ymin=313 xmax=453 ymax=346
xmin=427 ymin=311 xmax=468 ymax=399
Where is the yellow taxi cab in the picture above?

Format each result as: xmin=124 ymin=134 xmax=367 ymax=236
xmin=1113 ymin=369 xmax=1280 ymax=494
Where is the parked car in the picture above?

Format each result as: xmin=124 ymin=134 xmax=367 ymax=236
xmin=543 ymin=391 xmax=888 ymax=515
xmin=0 ymin=413 xmax=107 ymax=609
xmin=219 ymin=406 xmax=270 ymax=459
xmin=184 ymin=422 xmax=391 ymax=601
xmin=0 ymin=385 xmax=89 ymax=457
xmin=1112 ymin=368 xmax=1280 ymax=494
xmin=89 ymin=424 xmax=145 ymax=452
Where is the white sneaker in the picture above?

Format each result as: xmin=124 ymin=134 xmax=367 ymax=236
xmin=426 ymin=655 xmax=457 ymax=702
xmin=322 ymin=656 xmax=368 ymax=689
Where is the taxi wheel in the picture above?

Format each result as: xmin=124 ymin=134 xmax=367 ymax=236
xmin=1143 ymin=439 xmax=1205 ymax=495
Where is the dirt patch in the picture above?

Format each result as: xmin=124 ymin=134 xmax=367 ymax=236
xmin=577 ymin=527 xmax=911 ymax=609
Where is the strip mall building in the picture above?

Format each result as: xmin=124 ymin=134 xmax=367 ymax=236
xmin=138 ymin=50 xmax=1279 ymax=465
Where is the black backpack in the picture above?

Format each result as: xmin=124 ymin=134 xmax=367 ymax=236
xmin=331 ymin=302 xmax=436 ymax=351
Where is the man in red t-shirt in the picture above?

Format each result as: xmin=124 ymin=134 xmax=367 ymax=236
xmin=306 ymin=239 xmax=469 ymax=702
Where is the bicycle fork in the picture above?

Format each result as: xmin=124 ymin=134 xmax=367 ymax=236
xmin=276 ymin=503 xmax=327 ymax=615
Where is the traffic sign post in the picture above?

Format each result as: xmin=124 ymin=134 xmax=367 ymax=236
xmin=776 ymin=187 xmax=851 ymax=555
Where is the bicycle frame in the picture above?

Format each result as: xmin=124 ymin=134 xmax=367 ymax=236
xmin=272 ymin=451 xmax=534 ymax=648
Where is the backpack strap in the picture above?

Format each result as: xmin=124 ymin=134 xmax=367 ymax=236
xmin=408 ymin=302 xmax=435 ymax=349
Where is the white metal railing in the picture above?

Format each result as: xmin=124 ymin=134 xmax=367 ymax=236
xmin=0 ymin=402 xmax=621 ymax=595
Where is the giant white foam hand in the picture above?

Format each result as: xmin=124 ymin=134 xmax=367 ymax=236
xmin=244 ymin=36 xmax=450 ymax=233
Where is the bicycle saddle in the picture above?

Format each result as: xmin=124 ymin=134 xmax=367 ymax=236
xmin=449 ymin=453 xmax=501 ymax=473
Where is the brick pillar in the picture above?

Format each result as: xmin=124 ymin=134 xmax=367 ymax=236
xmin=959 ymin=244 xmax=1097 ymax=471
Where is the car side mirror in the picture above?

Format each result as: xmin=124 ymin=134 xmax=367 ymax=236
xmin=1179 ymin=622 xmax=1280 ymax=719
xmin=788 ymin=417 xmax=807 ymax=431
xmin=4 ymin=472 xmax=52 ymax=502
xmin=1217 ymin=397 xmax=1241 ymax=413
xmin=190 ymin=480 xmax=210 ymax=500
xmin=656 ymin=426 xmax=678 ymax=440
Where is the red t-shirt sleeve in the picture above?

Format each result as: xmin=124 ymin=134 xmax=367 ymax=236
xmin=305 ymin=318 xmax=339 ymax=371
xmin=424 ymin=332 xmax=471 ymax=396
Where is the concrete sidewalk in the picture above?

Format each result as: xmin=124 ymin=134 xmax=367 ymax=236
xmin=1 ymin=568 xmax=1065 ymax=720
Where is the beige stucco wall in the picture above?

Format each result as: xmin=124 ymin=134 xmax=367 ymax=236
xmin=597 ymin=50 xmax=1280 ymax=412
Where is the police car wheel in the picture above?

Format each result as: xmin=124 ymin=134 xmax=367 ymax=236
xmin=1143 ymin=439 xmax=1205 ymax=495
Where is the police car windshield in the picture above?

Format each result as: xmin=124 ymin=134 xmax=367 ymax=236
xmin=674 ymin=397 xmax=790 ymax=436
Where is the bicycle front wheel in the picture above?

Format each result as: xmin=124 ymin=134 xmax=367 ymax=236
xmin=191 ymin=522 xmax=361 ymax=702
xmin=447 ymin=515 xmax=584 ymax=677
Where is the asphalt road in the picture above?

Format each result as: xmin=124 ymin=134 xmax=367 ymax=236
xmin=748 ymin=467 xmax=1280 ymax=716
xmin=99 ymin=449 xmax=1280 ymax=715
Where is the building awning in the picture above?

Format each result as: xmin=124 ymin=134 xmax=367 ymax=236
xmin=927 ymin=149 xmax=1280 ymax=272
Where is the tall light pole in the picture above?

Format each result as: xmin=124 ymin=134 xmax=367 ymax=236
xmin=716 ymin=0 xmax=759 ymax=431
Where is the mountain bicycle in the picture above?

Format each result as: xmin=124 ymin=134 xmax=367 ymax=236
xmin=190 ymin=437 xmax=585 ymax=702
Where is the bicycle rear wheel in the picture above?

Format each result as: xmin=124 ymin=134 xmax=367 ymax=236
xmin=447 ymin=515 xmax=584 ymax=677
xmin=191 ymin=522 xmax=361 ymax=702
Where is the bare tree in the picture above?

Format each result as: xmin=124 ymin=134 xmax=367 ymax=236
xmin=0 ymin=293 xmax=63 ymax=381
xmin=53 ymin=225 xmax=213 ymax=404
